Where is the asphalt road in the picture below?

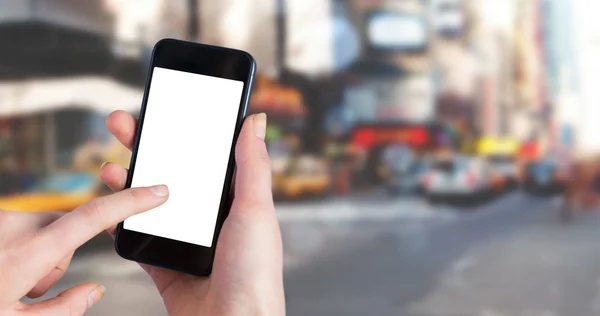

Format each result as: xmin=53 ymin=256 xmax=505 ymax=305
xmin=23 ymin=191 xmax=600 ymax=316
xmin=284 ymin=193 xmax=600 ymax=316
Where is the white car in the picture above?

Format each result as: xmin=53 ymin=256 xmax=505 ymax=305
xmin=486 ymin=155 xmax=519 ymax=188
xmin=422 ymin=155 xmax=492 ymax=202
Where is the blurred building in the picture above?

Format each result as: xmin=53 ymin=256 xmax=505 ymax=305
xmin=541 ymin=0 xmax=578 ymax=151
xmin=0 ymin=0 xmax=141 ymax=174
xmin=0 ymin=0 xmax=114 ymax=79
xmin=568 ymin=0 xmax=600 ymax=158
xmin=2 ymin=0 xmax=578 ymax=200
xmin=512 ymin=0 xmax=547 ymax=142
xmin=107 ymin=0 xmax=344 ymax=78
xmin=466 ymin=0 xmax=519 ymax=139
xmin=431 ymin=0 xmax=478 ymax=145
xmin=342 ymin=2 xmax=434 ymax=124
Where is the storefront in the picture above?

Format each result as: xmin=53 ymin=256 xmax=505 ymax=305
xmin=349 ymin=122 xmax=442 ymax=187
xmin=0 ymin=5 xmax=149 ymax=176
xmin=0 ymin=76 xmax=143 ymax=175
xmin=0 ymin=115 xmax=45 ymax=176
xmin=333 ymin=1 xmax=436 ymax=189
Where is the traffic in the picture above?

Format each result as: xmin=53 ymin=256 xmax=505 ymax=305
xmin=268 ymin=132 xmax=572 ymax=207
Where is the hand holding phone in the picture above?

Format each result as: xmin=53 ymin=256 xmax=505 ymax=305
xmin=115 ymin=39 xmax=256 ymax=275
xmin=103 ymin=39 xmax=285 ymax=314
xmin=102 ymin=113 xmax=285 ymax=315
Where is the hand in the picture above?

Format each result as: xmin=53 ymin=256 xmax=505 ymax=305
xmin=0 ymin=185 xmax=169 ymax=315
xmin=101 ymin=111 xmax=285 ymax=316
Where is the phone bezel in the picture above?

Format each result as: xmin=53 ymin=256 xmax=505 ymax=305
xmin=114 ymin=38 xmax=256 ymax=276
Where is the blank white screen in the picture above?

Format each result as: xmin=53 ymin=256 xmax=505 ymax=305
xmin=124 ymin=67 xmax=244 ymax=247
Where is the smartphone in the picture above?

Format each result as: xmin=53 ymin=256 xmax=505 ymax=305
xmin=114 ymin=39 xmax=256 ymax=276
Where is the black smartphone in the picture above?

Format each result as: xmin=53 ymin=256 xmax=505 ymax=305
xmin=114 ymin=39 xmax=256 ymax=276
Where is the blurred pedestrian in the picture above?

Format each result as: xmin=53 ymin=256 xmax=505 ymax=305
xmin=0 ymin=112 xmax=285 ymax=316
xmin=561 ymin=151 xmax=600 ymax=222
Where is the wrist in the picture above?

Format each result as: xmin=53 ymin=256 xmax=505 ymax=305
xmin=221 ymin=301 xmax=285 ymax=316
xmin=206 ymin=293 xmax=285 ymax=316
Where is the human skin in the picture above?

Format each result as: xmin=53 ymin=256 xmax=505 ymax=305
xmin=101 ymin=111 xmax=286 ymax=316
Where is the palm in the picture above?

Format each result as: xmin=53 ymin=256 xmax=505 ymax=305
xmin=151 ymin=273 xmax=209 ymax=316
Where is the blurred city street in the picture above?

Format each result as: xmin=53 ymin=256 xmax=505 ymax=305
xmin=27 ymin=192 xmax=600 ymax=316
xmin=6 ymin=0 xmax=600 ymax=315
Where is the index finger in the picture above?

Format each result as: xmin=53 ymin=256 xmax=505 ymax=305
xmin=106 ymin=110 xmax=138 ymax=150
xmin=28 ymin=185 xmax=168 ymax=282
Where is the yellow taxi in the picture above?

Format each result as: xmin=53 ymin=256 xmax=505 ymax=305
xmin=0 ymin=172 xmax=103 ymax=212
xmin=477 ymin=137 xmax=519 ymax=156
xmin=477 ymin=137 xmax=520 ymax=190
xmin=274 ymin=156 xmax=331 ymax=199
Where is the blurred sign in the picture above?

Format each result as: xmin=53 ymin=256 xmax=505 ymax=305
xmin=351 ymin=124 xmax=432 ymax=149
xmin=432 ymin=0 xmax=464 ymax=36
xmin=560 ymin=125 xmax=573 ymax=146
xmin=366 ymin=11 xmax=428 ymax=51
xmin=0 ymin=0 xmax=112 ymax=34
xmin=0 ymin=77 xmax=142 ymax=116
xmin=265 ymin=125 xmax=282 ymax=142
xmin=435 ymin=11 xmax=462 ymax=30
xmin=477 ymin=137 xmax=519 ymax=156
xmin=332 ymin=2 xmax=360 ymax=71
xmin=519 ymin=142 xmax=539 ymax=160
xmin=343 ymin=73 xmax=435 ymax=123
xmin=249 ymin=75 xmax=307 ymax=118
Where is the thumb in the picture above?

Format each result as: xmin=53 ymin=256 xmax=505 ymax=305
xmin=213 ymin=113 xmax=285 ymax=314
xmin=25 ymin=282 xmax=106 ymax=316
xmin=233 ymin=113 xmax=272 ymax=208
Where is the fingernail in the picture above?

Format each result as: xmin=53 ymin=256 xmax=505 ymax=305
xmin=149 ymin=185 xmax=169 ymax=197
xmin=100 ymin=162 xmax=108 ymax=170
xmin=87 ymin=285 xmax=106 ymax=309
xmin=253 ymin=113 xmax=267 ymax=140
